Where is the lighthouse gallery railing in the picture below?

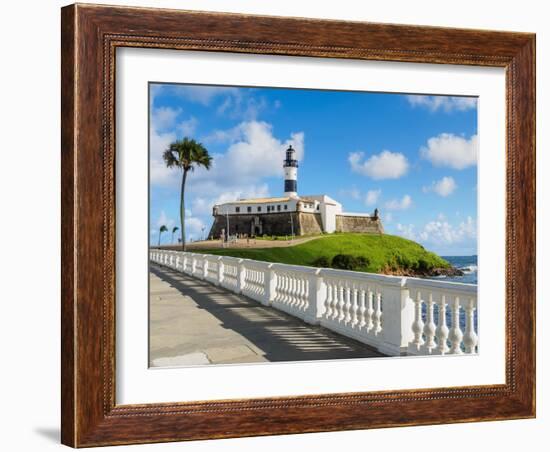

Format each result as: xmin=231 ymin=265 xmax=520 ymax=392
xmin=150 ymin=250 xmax=478 ymax=357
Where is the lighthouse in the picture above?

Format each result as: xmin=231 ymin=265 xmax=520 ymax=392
xmin=283 ymin=145 xmax=298 ymax=198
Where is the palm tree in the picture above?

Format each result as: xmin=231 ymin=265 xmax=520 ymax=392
xmin=163 ymin=138 xmax=212 ymax=251
xmin=158 ymin=225 xmax=168 ymax=247
xmin=171 ymin=226 xmax=179 ymax=244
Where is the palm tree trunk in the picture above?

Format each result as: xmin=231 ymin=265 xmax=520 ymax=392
xmin=180 ymin=169 xmax=188 ymax=251
xmin=158 ymin=230 xmax=161 ymax=247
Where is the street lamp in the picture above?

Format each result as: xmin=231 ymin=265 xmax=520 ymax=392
xmin=225 ymin=209 xmax=230 ymax=243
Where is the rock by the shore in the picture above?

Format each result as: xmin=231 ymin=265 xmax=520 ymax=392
xmin=382 ymin=266 xmax=464 ymax=278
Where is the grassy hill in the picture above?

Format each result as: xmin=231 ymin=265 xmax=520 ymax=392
xmin=200 ymin=233 xmax=450 ymax=275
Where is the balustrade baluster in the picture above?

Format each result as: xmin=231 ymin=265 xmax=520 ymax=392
xmin=366 ymin=288 xmax=374 ymax=332
xmin=448 ymin=296 xmax=464 ymax=354
xmin=373 ymin=290 xmax=382 ymax=334
xmin=463 ymin=297 xmax=478 ymax=354
xmin=344 ymin=284 xmax=352 ymax=324
xmin=337 ymin=284 xmax=345 ymax=322
xmin=291 ymin=276 xmax=298 ymax=308
xmin=358 ymin=288 xmax=366 ymax=329
xmin=423 ymin=292 xmax=437 ymax=352
xmin=411 ymin=291 xmax=425 ymax=349
xmin=351 ymin=285 xmax=359 ymax=327
xmin=324 ymin=280 xmax=332 ymax=319
xmin=436 ymin=295 xmax=450 ymax=354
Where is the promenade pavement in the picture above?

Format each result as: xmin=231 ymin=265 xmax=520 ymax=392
xmin=149 ymin=264 xmax=383 ymax=367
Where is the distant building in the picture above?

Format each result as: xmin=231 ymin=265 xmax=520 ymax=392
xmin=209 ymin=145 xmax=384 ymax=238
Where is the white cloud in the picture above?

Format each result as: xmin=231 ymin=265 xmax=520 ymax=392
xmin=191 ymin=184 xmax=270 ymax=216
xmin=418 ymin=216 xmax=476 ymax=245
xmin=423 ymin=176 xmax=458 ymax=197
xmin=383 ymin=212 xmax=393 ymax=223
xmin=190 ymin=121 xmax=304 ymax=188
xmin=217 ymin=93 xmax=267 ymax=120
xmin=156 ymin=210 xmax=175 ymax=230
xmin=398 ymin=216 xmax=477 ymax=247
xmin=365 ymin=189 xmax=382 ymax=206
xmin=421 ymin=133 xmax=478 ymax=169
xmin=339 ymin=187 xmax=362 ymax=201
xmin=178 ymin=117 xmax=198 ymax=137
xmin=385 ymin=194 xmax=412 ymax=210
xmin=396 ymin=223 xmax=416 ymax=240
xmin=348 ymin=150 xmax=409 ymax=180
xmin=151 ymin=118 xmax=304 ymax=191
xmin=406 ymin=95 xmax=477 ymax=112
xmin=185 ymin=217 xmax=206 ymax=241
xmin=151 ymin=106 xmax=181 ymax=132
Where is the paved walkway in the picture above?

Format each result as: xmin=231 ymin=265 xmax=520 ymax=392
xmin=149 ymin=264 xmax=383 ymax=367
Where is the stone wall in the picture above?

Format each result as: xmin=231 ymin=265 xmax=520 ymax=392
xmin=209 ymin=212 xmax=383 ymax=238
xmin=335 ymin=215 xmax=384 ymax=234
xmin=298 ymin=212 xmax=324 ymax=235
xmin=209 ymin=212 xmax=299 ymax=238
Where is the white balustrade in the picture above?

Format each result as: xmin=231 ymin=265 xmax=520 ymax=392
xmin=240 ymin=260 xmax=270 ymax=304
xmin=405 ymin=278 xmax=478 ymax=355
xmin=149 ymin=249 xmax=478 ymax=357
xmin=320 ymin=269 xmax=412 ymax=355
xmin=220 ymin=257 xmax=239 ymax=292
xmin=270 ymin=264 xmax=321 ymax=324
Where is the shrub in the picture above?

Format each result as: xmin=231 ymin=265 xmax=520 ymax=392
xmin=311 ymin=256 xmax=331 ymax=268
xmin=331 ymin=254 xmax=370 ymax=270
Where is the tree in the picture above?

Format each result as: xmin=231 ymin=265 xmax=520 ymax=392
xmin=163 ymin=138 xmax=212 ymax=251
xmin=171 ymin=226 xmax=179 ymax=244
xmin=158 ymin=225 xmax=167 ymax=247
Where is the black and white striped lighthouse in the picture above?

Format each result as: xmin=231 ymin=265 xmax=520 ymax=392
xmin=283 ymin=145 xmax=298 ymax=198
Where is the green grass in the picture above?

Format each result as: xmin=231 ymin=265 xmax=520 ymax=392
xmin=200 ymin=233 xmax=450 ymax=274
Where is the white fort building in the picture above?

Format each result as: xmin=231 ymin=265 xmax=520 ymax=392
xmin=209 ymin=145 xmax=384 ymax=239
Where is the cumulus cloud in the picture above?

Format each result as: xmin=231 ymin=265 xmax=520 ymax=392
xmin=423 ymin=176 xmax=458 ymax=197
xmin=406 ymin=95 xmax=477 ymax=112
xmin=348 ymin=150 xmax=408 ymax=180
xmin=191 ymin=184 xmax=270 ymax=216
xmin=178 ymin=117 xmax=198 ymax=136
xmin=396 ymin=223 xmax=416 ymax=240
xmin=151 ymin=120 xmax=304 ymax=191
xmin=420 ymin=133 xmax=478 ymax=169
xmin=155 ymin=210 xmax=175 ymax=230
xmin=385 ymin=194 xmax=412 ymax=210
xmin=365 ymin=189 xmax=382 ymax=206
xmin=185 ymin=217 xmax=207 ymax=241
xmin=339 ymin=187 xmax=362 ymax=201
xmin=151 ymin=106 xmax=181 ymax=132
xmin=397 ymin=216 xmax=477 ymax=246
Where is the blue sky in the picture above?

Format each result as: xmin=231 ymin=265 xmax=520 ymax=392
xmin=149 ymin=83 xmax=478 ymax=255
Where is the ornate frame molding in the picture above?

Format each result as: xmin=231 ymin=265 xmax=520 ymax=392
xmin=61 ymin=4 xmax=535 ymax=447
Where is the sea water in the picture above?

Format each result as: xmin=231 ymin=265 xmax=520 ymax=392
xmin=440 ymin=255 xmax=478 ymax=285
xmin=421 ymin=255 xmax=478 ymax=336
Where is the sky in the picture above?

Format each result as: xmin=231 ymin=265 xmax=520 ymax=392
xmin=149 ymin=83 xmax=478 ymax=256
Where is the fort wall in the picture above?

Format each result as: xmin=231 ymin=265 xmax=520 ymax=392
xmin=209 ymin=211 xmax=383 ymax=238
xmin=335 ymin=215 xmax=384 ymax=234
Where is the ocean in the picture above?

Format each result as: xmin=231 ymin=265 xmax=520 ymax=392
xmin=440 ymin=255 xmax=478 ymax=285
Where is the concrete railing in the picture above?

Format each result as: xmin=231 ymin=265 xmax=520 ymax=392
xmin=150 ymin=249 xmax=478 ymax=357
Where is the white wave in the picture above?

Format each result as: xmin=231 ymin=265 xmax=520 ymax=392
xmin=459 ymin=265 xmax=478 ymax=273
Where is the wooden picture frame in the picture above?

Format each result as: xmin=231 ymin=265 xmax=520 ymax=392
xmin=61 ymin=3 xmax=536 ymax=447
